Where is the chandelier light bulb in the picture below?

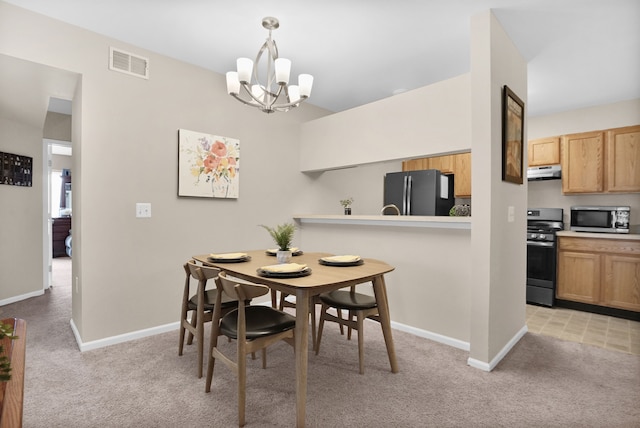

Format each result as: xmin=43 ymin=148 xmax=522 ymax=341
xmin=226 ymin=72 xmax=240 ymax=95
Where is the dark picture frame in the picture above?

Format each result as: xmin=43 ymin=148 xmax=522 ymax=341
xmin=502 ymin=85 xmax=525 ymax=184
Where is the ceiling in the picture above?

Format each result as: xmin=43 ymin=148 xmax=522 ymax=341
xmin=2 ymin=0 xmax=640 ymax=118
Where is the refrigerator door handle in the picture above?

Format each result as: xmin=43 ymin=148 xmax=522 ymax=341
xmin=402 ymin=175 xmax=408 ymax=215
xmin=406 ymin=175 xmax=412 ymax=215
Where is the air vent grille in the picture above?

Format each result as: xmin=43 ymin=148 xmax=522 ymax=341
xmin=109 ymin=47 xmax=149 ymax=79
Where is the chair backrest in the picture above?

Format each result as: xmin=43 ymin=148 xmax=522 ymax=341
xmin=186 ymin=260 xmax=221 ymax=282
xmin=215 ymin=271 xmax=270 ymax=302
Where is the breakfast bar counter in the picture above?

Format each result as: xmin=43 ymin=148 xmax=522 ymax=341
xmin=293 ymin=214 xmax=471 ymax=229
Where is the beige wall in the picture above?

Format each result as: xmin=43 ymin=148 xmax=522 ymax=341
xmin=299 ymin=74 xmax=472 ymax=171
xmin=0 ymin=2 xmax=329 ymax=341
xmin=0 ymin=116 xmax=45 ymax=302
xmin=468 ymin=11 xmax=528 ymax=367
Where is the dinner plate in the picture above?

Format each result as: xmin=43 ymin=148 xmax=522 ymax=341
xmin=257 ymin=267 xmax=312 ymax=278
xmin=318 ymin=258 xmax=364 ymax=267
xmin=207 ymin=255 xmax=251 ymax=263
xmin=265 ymin=249 xmax=304 ymax=256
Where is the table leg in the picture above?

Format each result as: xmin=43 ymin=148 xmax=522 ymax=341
xmin=372 ymin=275 xmax=399 ymax=373
xmin=294 ymin=289 xmax=310 ymax=427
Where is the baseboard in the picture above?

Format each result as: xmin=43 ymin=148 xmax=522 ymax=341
xmin=70 ymin=318 xmax=180 ymax=352
xmin=390 ymin=320 xmax=470 ymax=351
xmin=0 ymin=289 xmax=45 ymax=306
xmin=467 ymin=324 xmax=528 ymax=372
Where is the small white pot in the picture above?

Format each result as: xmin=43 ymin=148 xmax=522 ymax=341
xmin=276 ymin=250 xmax=292 ymax=264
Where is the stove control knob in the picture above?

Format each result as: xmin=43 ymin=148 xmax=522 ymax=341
xmin=530 ymin=233 xmax=538 ymax=240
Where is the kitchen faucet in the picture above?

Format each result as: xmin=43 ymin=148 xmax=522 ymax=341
xmin=381 ymin=204 xmax=400 ymax=215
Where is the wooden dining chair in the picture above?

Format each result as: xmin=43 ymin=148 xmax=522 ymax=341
xmin=315 ymin=284 xmax=380 ymax=374
xmin=205 ymin=271 xmax=296 ymax=427
xmin=278 ymin=293 xmax=328 ymax=351
xmin=178 ymin=260 xmax=240 ymax=378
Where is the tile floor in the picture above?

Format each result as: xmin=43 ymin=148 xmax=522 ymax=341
xmin=526 ymin=304 xmax=640 ymax=356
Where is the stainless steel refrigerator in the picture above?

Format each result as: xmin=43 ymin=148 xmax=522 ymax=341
xmin=383 ymin=169 xmax=454 ymax=216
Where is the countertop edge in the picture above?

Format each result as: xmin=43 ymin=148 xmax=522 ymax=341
xmin=557 ymin=230 xmax=640 ymax=240
xmin=293 ymin=214 xmax=471 ymax=229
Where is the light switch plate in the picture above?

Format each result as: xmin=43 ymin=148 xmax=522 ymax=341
xmin=507 ymin=206 xmax=515 ymax=223
xmin=136 ymin=202 xmax=151 ymax=218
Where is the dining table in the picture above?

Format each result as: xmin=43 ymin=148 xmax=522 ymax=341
xmin=193 ymin=249 xmax=398 ymax=428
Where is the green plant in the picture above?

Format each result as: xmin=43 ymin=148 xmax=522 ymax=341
xmin=339 ymin=197 xmax=354 ymax=208
xmin=260 ymin=223 xmax=296 ymax=251
xmin=0 ymin=320 xmax=17 ymax=382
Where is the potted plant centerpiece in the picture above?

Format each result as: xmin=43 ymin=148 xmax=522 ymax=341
xmin=260 ymin=222 xmax=296 ymax=263
xmin=0 ymin=320 xmax=17 ymax=382
xmin=340 ymin=197 xmax=354 ymax=215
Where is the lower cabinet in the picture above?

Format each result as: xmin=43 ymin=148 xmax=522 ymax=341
xmin=557 ymin=236 xmax=640 ymax=312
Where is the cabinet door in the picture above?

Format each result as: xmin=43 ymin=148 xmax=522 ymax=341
xmin=528 ymin=137 xmax=560 ymax=166
xmin=606 ymin=125 xmax=640 ymax=192
xmin=602 ymin=254 xmax=640 ymax=311
xmin=454 ymin=152 xmax=471 ymax=198
xmin=402 ymin=158 xmax=428 ymax=172
xmin=427 ymin=155 xmax=454 ymax=174
xmin=557 ymin=251 xmax=601 ymax=304
xmin=561 ymin=131 xmax=605 ymax=194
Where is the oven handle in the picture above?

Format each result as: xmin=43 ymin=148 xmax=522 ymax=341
xmin=527 ymin=241 xmax=555 ymax=248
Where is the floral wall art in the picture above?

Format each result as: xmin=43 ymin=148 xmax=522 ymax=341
xmin=178 ymin=129 xmax=240 ymax=198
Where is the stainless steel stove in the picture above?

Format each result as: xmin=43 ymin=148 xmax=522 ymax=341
xmin=526 ymin=208 xmax=564 ymax=307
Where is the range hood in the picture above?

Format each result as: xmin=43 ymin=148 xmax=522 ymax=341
xmin=527 ymin=165 xmax=562 ymax=181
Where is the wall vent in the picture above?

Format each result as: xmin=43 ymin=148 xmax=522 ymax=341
xmin=109 ymin=47 xmax=149 ymax=79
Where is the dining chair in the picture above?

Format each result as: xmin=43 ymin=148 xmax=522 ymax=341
xmin=278 ymin=293 xmax=328 ymax=351
xmin=315 ymin=284 xmax=381 ymax=374
xmin=178 ymin=260 xmax=240 ymax=378
xmin=205 ymin=271 xmax=296 ymax=427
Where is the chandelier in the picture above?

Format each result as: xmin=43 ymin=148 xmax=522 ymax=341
xmin=226 ymin=17 xmax=314 ymax=113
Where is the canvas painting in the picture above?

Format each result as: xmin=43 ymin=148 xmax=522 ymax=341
xmin=178 ymin=129 xmax=240 ymax=198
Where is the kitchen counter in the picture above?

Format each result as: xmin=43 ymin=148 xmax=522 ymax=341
xmin=557 ymin=231 xmax=640 ymax=241
xmin=293 ymin=214 xmax=471 ymax=229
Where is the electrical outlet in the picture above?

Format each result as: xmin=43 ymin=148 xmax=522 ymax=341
xmin=136 ymin=202 xmax=151 ymax=218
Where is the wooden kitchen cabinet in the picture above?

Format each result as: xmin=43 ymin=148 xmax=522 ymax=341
xmin=453 ymin=152 xmax=471 ymax=198
xmin=427 ymin=155 xmax=454 ymax=174
xmin=402 ymin=151 xmax=471 ymax=198
xmin=606 ymin=125 xmax=640 ymax=192
xmin=528 ymin=136 xmax=560 ymax=167
xmin=561 ymin=131 xmax=605 ymax=194
xmin=557 ymin=236 xmax=640 ymax=312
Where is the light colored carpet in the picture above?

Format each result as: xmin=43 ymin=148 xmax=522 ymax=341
xmin=1 ymin=257 xmax=639 ymax=427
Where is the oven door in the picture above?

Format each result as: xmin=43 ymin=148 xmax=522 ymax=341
xmin=526 ymin=240 xmax=557 ymax=306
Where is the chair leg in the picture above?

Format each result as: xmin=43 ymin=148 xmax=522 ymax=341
xmin=347 ymin=310 xmax=354 ymax=340
xmin=238 ymin=345 xmax=247 ymax=427
xmin=310 ymin=299 xmax=317 ymax=352
xmin=178 ymin=321 xmax=186 ymax=356
xmin=187 ymin=311 xmax=197 ymax=345
xmin=315 ymin=304 xmax=327 ymax=355
xmin=336 ymin=308 xmax=345 ymax=335
xmin=357 ymin=311 xmax=365 ymax=375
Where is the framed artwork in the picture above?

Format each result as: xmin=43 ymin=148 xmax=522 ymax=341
xmin=0 ymin=151 xmax=33 ymax=187
xmin=178 ymin=129 xmax=240 ymax=198
xmin=502 ymin=85 xmax=525 ymax=184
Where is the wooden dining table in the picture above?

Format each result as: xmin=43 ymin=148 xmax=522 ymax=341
xmin=193 ymin=250 xmax=398 ymax=427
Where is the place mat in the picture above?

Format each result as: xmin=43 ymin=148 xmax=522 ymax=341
xmin=265 ymin=248 xmax=304 ymax=256
xmin=318 ymin=255 xmax=364 ymax=267
xmin=207 ymin=252 xmax=251 ymax=263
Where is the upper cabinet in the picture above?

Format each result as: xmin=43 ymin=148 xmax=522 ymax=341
xmin=606 ymin=125 xmax=640 ymax=192
xmin=402 ymin=152 xmax=471 ymax=198
xmin=561 ymin=125 xmax=640 ymax=194
xmin=528 ymin=137 xmax=560 ymax=167
xmin=561 ymin=131 xmax=605 ymax=194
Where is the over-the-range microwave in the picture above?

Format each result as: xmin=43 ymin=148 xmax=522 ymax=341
xmin=570 ymin=206 xmax=630 ymax=234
